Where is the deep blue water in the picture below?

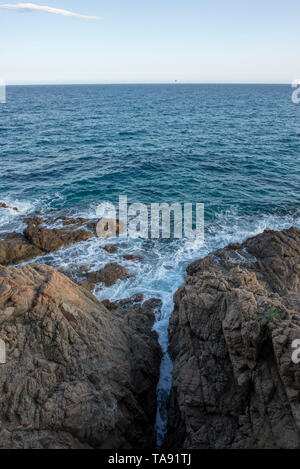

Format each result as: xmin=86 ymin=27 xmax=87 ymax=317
xmin=0 ymin=84 xmax=300 ymax=444
xmin=1 ymin=84 xmax=300 ymax=217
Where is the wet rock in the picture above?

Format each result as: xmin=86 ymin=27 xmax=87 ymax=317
xmin=96 ymin=218 xmax=125 ymax=238
xmin=0 ymin=263 xmax=161 ymax=449
xmin=53 ymin=216 xmax=89 ymax=227
xmin=0 ymin=216 xmax=96 ymax=267
xmin=104 ymin=245 xmax=117 ymax=254
xmin=166 ymin=227 xmax=300 ymax=449
xmin=24 ymin=217 xmax=93 ymax=254
xmin=87 ymin=263 xmax=132 ymax=287
xmin=112 ymin=298 xmax=162 ymax=424
xmin=123 ymin=254 xmax=142 ymax=263
xmin=24 ymin=216 xmax=45 ymax=226
xmin=0 ymin=233 xmax=43 ymax=266
xmin=0 ymin=202 xmax=18 ymax=211
xmin=118 ymin=294 xmax=144 ymax=307
xmin=102 ymin=294 xmax=144 ymax=311
xmin=101 ymin=299 xmax=118 ymax=310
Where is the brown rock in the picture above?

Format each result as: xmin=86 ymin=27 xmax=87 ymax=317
xmin=123 ymin=254 xmax=142 ymax=263
xmin=0 ymin=233 xmax=43 ymax=266
xmin=87 ymin=263 xmax=132 ymax=287
xmin=24 ymin=217 xmax=93 ymax=254
xmin=24 ymin=216 xmax=45 ymax=226
xmin=0 ymin=216 xmax=96 ymax=267
xmin=166 ymin=227 xmax=300 ymax=450
xmin=104 ymin=245 xmax=117 ymax=254
xmin=53 ymin=216 xmax=89 ymax=227
xmin=0 ymin=202 xmax=18 ymax=211
xmin=102 ymin=294 xmax=144 ymax=311
xmin=118 ymin=294 xmax=144 ymax=307
xmin=0 ymin=263 xmax=161 ymax=449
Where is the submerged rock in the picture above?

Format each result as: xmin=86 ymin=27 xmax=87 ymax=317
xmin=166 ymin=227 xmax=300 ymax=449
xmin=104 ymin=245 xmax=118 ymax=254
xmin=101 ymin=294 xmax=144 ymax=311
xmin=0 ymin=202 xmax=18 ymax=211
xmin=0 ymin=263 xmax=161 ymax=449
xmin=24 ymin=217 xmax=93 ymax=253
xmin=123 ymin=254 xmax=142 ymax=263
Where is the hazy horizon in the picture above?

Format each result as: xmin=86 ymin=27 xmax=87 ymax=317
xmin=1 ymin=0 xmax=300 ymax=86
xmin=4 ymin=81 xmax=294 ymax=86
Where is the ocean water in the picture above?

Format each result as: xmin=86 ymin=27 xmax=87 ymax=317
xmin=0 ymin=84 xmax=300 ymax=444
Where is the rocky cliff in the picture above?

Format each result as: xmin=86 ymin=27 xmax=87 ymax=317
xmin=0 ymin=263 xmax=161 ymax=449
xmin=166 ymin=227 xmax=300 ymax=449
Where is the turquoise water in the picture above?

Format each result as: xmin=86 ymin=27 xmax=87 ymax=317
xmin=0 ymin=84 xmax=300 ymax=444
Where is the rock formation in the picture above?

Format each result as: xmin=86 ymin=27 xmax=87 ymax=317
xmin=0 ymin=263 xmax=161 ymax=449
xmin=166 ymin=227 xmax=300 ymax=449
xmin=86 ymin=263 xmax=132 ymax=287
xmin=0 ymin=232 xmax=44 ymax=266
xmin=0 ymin=216 xmax=94 ymax=266
xmin=123 ymin=254 xmax=142 ymax=263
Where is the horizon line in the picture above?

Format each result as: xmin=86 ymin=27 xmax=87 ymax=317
xmin=5 ymin=82 xmax=292 ymax=86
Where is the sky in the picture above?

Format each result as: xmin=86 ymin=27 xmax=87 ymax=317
xmin=0 ymin=0 xmax=300 ymax=85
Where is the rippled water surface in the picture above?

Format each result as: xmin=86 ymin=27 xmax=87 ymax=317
xmin=0 ymin=84 xmax=300 ymax=444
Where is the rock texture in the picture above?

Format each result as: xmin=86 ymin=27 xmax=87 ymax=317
xmin=86 ymin=263 xmax=132 ymax=287
xmin=0 ymin=216 xmax=93 ymax=266
xmin=0 ymin=264 xmax=161 ymax=449
xmin=166 ymin=227 xmax=300 ymax=449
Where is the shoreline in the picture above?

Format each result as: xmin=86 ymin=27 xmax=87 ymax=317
xmin=0 ymin=203 xmax=300 ymax=448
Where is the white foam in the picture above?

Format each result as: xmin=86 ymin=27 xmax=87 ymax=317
xmin=0 ymin=198 xmax=36 ymax=234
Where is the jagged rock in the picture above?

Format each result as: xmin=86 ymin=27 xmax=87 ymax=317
xmin=104 ymin=245 xmax=117 ymax=254
xmin=0 ymin=233 xmax=43 ymax=266
xmin=87 ymin=263 xmax=132 ymax=287
xmin=166 ymin=227 xmax=300 ymax=449
xmin=53 ymin=216 xmax=89 ymax=227
xmin=0 ymin=217 xmax=95 ymax=267
xmin=0 ymin=202 xmax=18 ymax=211
xmin=0 ymin=263 xmax=161 ymax=449
xmin=102 ymin=294 xmax=144 ymax=311
xmin=117 ymin=294 xmax=144 ymax=307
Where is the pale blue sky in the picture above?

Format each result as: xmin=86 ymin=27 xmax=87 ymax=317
xmin=0 ymin=0 xmax=300 ymax=84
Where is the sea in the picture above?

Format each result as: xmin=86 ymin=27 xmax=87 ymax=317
xmin=0 ymin=84 xmax=299 ymax=445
